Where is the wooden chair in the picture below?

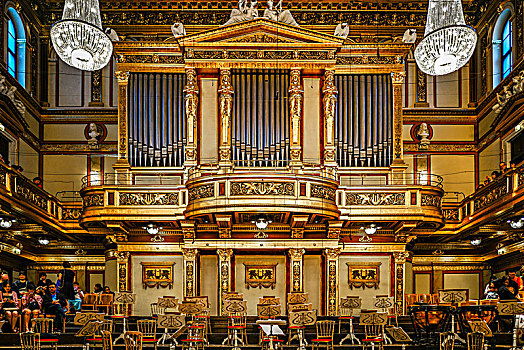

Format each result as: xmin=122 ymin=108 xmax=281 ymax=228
xmin=419 ymin=294 xmax=433 ymax=304
xmin=137 ymin=319 xmax=158 ymax=350
xmin=20 ymin=332 xmax=41 ymax=350
xmin=405 ymin=294 xmax=419 ymax=312
xmin=101 ymin=330 xmax=113 ymax=350
xmin=181 ymin=322 xmax=205 ymax=350
xmin=311 ymin=320 xmax=335 ymax=350
xmin=439 ymin=332 xmax=455 ymax=350
xmin=86 ymin=320 xmax=114 ymax=349
xmin=467 ymin=332 xmax=484 ymax=350
xmin=82 ymin=294 xmax=99 ymax=312
xmin=150 ymin=303 xmax=166 ymax=318
xmin=33 ymin=318 xmax=59 ymax=350
xmin=98 ymin=294 xmax=114 ymax=315
xmin=227 ymin=313 xmax=248 ymax=346
xmin=361 ymin=319 xmax=385 ymax=350
xmin=124 ymin=331 xmax=143 ymax=350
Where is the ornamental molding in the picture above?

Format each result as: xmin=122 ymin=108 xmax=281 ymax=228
xmin=473 ymin=182 xmax=508 ymax=211
xmin=61 ymin=207 xmax=82 ymax=220
xmin=83 ymin=194 xmax=104 ymax=207
xmin=403 ymin=143 xmax=476 ymax=153
xmin=119 ymin=192 xmax=179 ymax=206
xmin=41 ymin=143 xmax=117 ymax=153
xmin=391 ymin=71 xmax=406 ymax=84
xmin=413 ymin=265 xmax=489 ymax=271
xmin=230 ymin=182 xmax=294 ymax=196
xmin=114 ymin=71 xmax=130 ymax=83
xmin=393 ymin=251 xmax=412 ymax=264
xmin=337 ymin=55 xmax=403 ymax=65
xmin=116 ymin=54 xmax=184 ymax=65
xmin=188 ymin=184 xmax=214 ymax=200
xmin=311 ymin=184 xmax=336 ymax=201
xmin=442 ymin=208 xmax=460 ymax=221
xmin=346 ymin=192 xmax=405 ymax=206
xmin=421 ymin=193 xmax=442 ymax=208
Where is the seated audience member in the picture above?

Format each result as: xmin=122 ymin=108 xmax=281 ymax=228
xmin=103 ymin=286 xmax=115 ymax=296
xmin=21 ymin=284 xmax=42 ymax=332
xmin=485 ymin=283 xmax=499 ymax=299
xmin=500 ymin=162 xmax=508 ymax=172
xmin=509 ymin=162 xmax=517 ymax=170
xmin=32 ymin=177 xmax=43 ymax=188
xmin=93 ymin=283 xmax=103 ymax=294
xmin=491 ymin=171 xmax=502 ymax=180
xmin=69 ymin=282 xmax=84 ymax=312
xmin=1 ymin=283 xmax=19 ymax=332
xmin=14 ymin=271 xmax=29 ymax=294
xmin=509 ymin=270 xmax=524 ymax=291
xmin=37 ymin=273 xmax=49 ymax=288
xmin=484 ymin=275 xmax=497 ymax=296
xmin=498 ymin=276 xmax=518 ymax=300
xmin=42 ymin=283 xmax=67 ymax=332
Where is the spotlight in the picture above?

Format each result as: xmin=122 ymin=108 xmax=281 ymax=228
xmin=38 ymin=237 xmax=50 ymax=245
xmin=0 ymin=218 xmax=15 ymax=229
xmin=143 ymin=223 xmax=162 ymax=235
xmin=508 ymin=218 xmax=524 ymax=229
xmin=470 ymin=238 xmax=481 ymax=246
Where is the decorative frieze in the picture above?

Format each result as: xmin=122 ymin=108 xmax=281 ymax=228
xmin=421 ymin=194 xmax=442 ymax=208
xmin=188 ymin=184 xmax=215 ymax=200
xmin=346 ymin=192 xmax=405 ymax=206
xmin=61 ymin=207 xmax=82 ymax=220
xmin=83 ymin=194 xmax=104 ymax=207
xmin=15 ymin=181 xmax=48 ymax=211
xmin=442 ymin=208 xmax=460 ymax=221
xmin=119 ymin=192 xmax=179 ymax=206
xmin=311 ymin=184 xmax=336 ymax=201
xmin=336 ymin=55 xmax=403 ymax=65
xmin=230 ymin=182 xmax=294 ymax=196
xmin=116 ymin=54 xmax=184 ymax=64
xmin=184 ymin=50 xmax=333 ymax=61
xmin=473 ymin=182 xmax=508 ymax=211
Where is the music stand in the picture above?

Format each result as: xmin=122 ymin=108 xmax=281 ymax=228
xmin=222 ymin=299 xmax=247 ymax=350
xmin=438 ymin=289 xmax=468 ymax=344
xmin=256 ymin=319 xmax=287 ymax=350
xmin=497 ymin=301 xmax=524 ymax=350
xmin=112 ymin=292 xmax=136 ymax=345
xmin=288 ymin=310 xmax=317 ymax=350
xmin=339 ymin=296 xmax=361 ymax=345
xmin=156 ymin=313 xmax=186 ymax=349
xmin=157 ymin=297 xmax=180 ymax=346
xmin=180 ymin=302 xmax=205 ymax=350
xmin=373 ymin=295 xmax=395 ymax=345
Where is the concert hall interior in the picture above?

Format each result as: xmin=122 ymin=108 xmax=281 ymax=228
xmin=1 ymin=0 xmax=524 ymax=349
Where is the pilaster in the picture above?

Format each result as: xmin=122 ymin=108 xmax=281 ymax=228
xmin=393 ymin=251 xmax=412 ymax=315
xmin=218 ymin=69 xmax=234 ymax=171
xmin=184 ymin=67 xmax=199 ymax=168
xmin=289 ymin=68 xmax=304 ymax=171
xmin=217 ymin=248 xmax=234 ymax=315
xmin=322 ymin=69 xmax=338 ymax=172
xmin=323 ymin=248 xmax=341 ymax=316
xmin=183 ymin=248 xmax=199 ymax=298
xmin=114 ymin=71 xmax=131 ymax=183
xmin=288 ymin=248 xmax=305 ymax=292
xmin=391 ymin=71 xmax=406 ymax=165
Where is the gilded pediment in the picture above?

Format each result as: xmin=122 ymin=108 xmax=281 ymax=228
xmin=177 ymin=18 xmax=345 ymax=48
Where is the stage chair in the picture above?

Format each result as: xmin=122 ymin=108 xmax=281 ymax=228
xmin=361 ymin=317 xmax=385 ymax=350
xmin=150 ymin=303 xmax=166 ymax=319
xmin=124 ymin=331 xmax=143 ymax=350
xmin=33 ymin=318 xmax=59 ymax=350
xmin=101 ymin=330 xmax=113 ymax=350
xmin=86 ymin=320 xmax=113 ymax=349
xmin=419 ymin=294 xmax=433 ymax=304
xmin=20 ymin=332 xmax=41 ymax=350
xmin=82 ymin=294 xmax=98 ymax=312
xmin=405 ymin=294 xmax=418 ymax=313
xmin=311 ymin=320 xmax=335 ymax=350
xmin=98 ymin=294 xmax=114 ymax=315
xmin=227 ymin=313 xmax=248 ymax=346
xmin=439 ymin=332 xmax=455 ymax=350
xmin=181 ymin=321 xmax=205 ymax=350
xmin=467 ymin=332 xmax=484 ymax=350
xmin=137 ymin=319 xmax=158 ymax=350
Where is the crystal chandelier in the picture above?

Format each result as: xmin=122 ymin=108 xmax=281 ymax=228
xmin=415 ymin=0 xmax=477 ymax=76
xmin=50 ymin=0 xmax=113 ymax=71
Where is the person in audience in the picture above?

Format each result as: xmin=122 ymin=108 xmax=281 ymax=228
xmin=509 ymin=270 xmax=524 ymax=291
xmin=37 ymin=273 xmax=48 ymax=288
xmin=485 ymin=283 xmax=499 ymax=299
xmin=491 ymin=171 xmax=502 ymax=180
xmin=103 ymin=286 xmax=115 ymax=296
xmin=42 ymin=283 xmax=67 ymax=332
xmin=21 ymin=283 xmax=42 ymax=332
xmin=32 ymin=177 xmax=43 ymax=188
xmin=1 ymin=283 xmax=19 ymax=332
xmin=58 ymin=262 xmax=75 ymax=301
xmin=69 ymin=282 xmax=84 ymax=312
xmin=14 ymin=271 xmax=29 ymax=294
xmin=484 ymin=177 xmax=490 ymax=185
xmin=500 ymin=162 xmax=508 ymax=172
xmin=93 ymin=283 xmax=103 ymax=294
xmin=484 ymin=275 xmax=497 ymax=296
xmin=497 ymin=276 xmax=518 ymax=300
xmin=1 ymin=272 xmax=18 ymax=294
xmin=509 ymin=162 xmax=517 ymax=170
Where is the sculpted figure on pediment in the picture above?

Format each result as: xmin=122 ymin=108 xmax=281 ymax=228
xmin=223 ymin=0 xmax=259 ymax=26
xmin=263 ymin=0 xmax=299 ymax=26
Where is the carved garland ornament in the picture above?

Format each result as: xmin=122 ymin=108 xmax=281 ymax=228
xmin=15 ymin=183 xmax=48 ymax=211
xmin=188 ymin=184 xmax=215 ymax=200
xmin=473 ymin=183 xmax=508 ymax=211
xmin=230 ymin=182 xmax=294 ymax=196
xmin=346 ymin=192 xmax=405 ymax=206
xmin=311 ymin=184 xmax=336 ymax=201
xmin=83 ymin=194 xmax=104 ymax=207
xmin=421 ymin=194 xmax=442 ymax=208
xmin=119 ymin=192 xmax=179 ymax=206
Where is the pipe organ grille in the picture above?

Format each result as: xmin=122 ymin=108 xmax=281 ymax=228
xmin=334 ymin=74 xmax=393 ymax=167
xmin=128 ymin=73 xmax=186 ymax=167
xmin=231 ymin=70 xmax=290 ymax=167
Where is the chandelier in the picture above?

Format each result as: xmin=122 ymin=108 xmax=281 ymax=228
xmin=50 ymin=0 xmax=113 ymax=71
xmin=415 ymin=0 xmax=477 ymax=76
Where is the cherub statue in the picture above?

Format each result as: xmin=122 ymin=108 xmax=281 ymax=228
xmin=171 ymin=22 xmax=186 ymax=37
xmin=105 ymin=28 xmax=120 ymax=42
xmin=492 ymin=85 xmax=513 ymax=114
xmin=334 ymin=23 xmax=349 ymax=38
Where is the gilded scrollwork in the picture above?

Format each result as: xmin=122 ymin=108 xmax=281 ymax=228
xmin=229 ymin=34 xmax=292 ymax=43
xmin=182 ymin=248 xmax=198 ymax=260
xmin=421 ymin=194 xmax=442 ymax=208
xmin=311 ymin=184 xmax=336 ymax=201
xmin=416 ymin=67 xmax=427 ymax=103
xmin=473 ymin=182 xmax=508 ymax=211
xmin=323 ymin=70 xmax=337 ymax=165
xmin=336 ymin=55 xmax=402 ymax=65
xmin=324 ymin=248 xmax=341 ymax=260
xmin=289 ymin=69 xmax=303 ymax=146
xmin=184 ymin=68 xmax=199 ymax=163
xmin=230 ymin=182 xmax=294 ymax=196
xmin=346 ymin=192 xmax=405 ymax=206
xmin=217 ymin=248 xmax=234 ymax=261
xmin=188 ymin=184 xmax=215 ymax=200
xmin=117 ymin=54 xmax=185 ymax=64
xmin=291 ymin=228 xmax=304 ymax=239
xmin=15 ymin=182 xmax=49 ymax=211
xmin=61 ymin=207 xmax=82 ymax=220
xmin=442 ymin=208 xmax=460 ymax=221
xmin=219 ymin=69 xmax=234 ymax=166
xmin=119 ymin=192 xmax=179 ymax=206
xmin=83 ymin=194 xmax=104 ymax=207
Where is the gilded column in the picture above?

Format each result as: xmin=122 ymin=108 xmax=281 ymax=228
xmin=391 ymin=72 xmax=405 ymax=163
xmin=414 ymin=68 xmax=429 ymax=108
xmin=288 ymin=248 xmax=305 ymax=292
xmin=218 ymin=69 xmax=234 ymax=170
xmin=89 ymin=70 xmax=104 ymax=107
xmin=323 ymin=70 xmax=338 ymax=170
xmin=217 ymin=248 xmax=233 ymax=315
xmin=111 ymin=251 xmax=130 ymax=292
xmin=289 ymin=68 xmax=304 ymax=170
xmin=114 ymin=71 xmax=131 ymax=183
xmin=183 ymin=248 xmax=198 ymax=298
xmin=184 ymin=67 xmax=199 ymax=167
xmin=323 ymin=248 xmax=341 ymax=316
xmin=393 ymin=251 xmax=411 ymax=315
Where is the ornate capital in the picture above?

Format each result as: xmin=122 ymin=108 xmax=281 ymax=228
xmin=115 ymin=71 xmax=130 ymax=84
xmin=115 ymin=251 xmax=130 ymax=263
xmin=393 ymin=251 xmax=412 ymax=264
xmin=391 ymin=71 xmax=406 ymax=84
xmin=182 ymin=248 xmax=198 ymax=260
xmin=288 ymin=248 xmax=305 ymax=260
xmin=184 ymin=67 xmax=199 ymax=151
xmin=183 ymin=228 xmax=195 ymax=239
xmin=323 ymin=248 xmax=341 ymax=260
xmin=327 ymin=228 xmax=341 ymax=239
xmin=217 ymin=248 xmax=234 ymax=261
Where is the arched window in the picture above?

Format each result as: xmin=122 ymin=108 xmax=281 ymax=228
xmin=6 ymin=7 xmax=26 ymax=88
xmin=492 ymin=8 xmax=513 ymax=87
xmin=502 ymin=20 xmax=513 ymax=80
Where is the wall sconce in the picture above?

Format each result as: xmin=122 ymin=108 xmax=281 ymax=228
xmin=359 ymin=224 xmax=381 ymax=242
xmin=470 ymin=237 xmax=482 ymax=246
xmin=38 ymin=237 xmax=50 ymax=245
xmin=143 ymin=223 xmax=164 ymax=242
xmin=0 ymin=218 xmax=16 ymax=229
xmin=252 ymin=215 xmax=272 ymax=239
xmin=508 ymin=218 xmax=524 ymax=229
